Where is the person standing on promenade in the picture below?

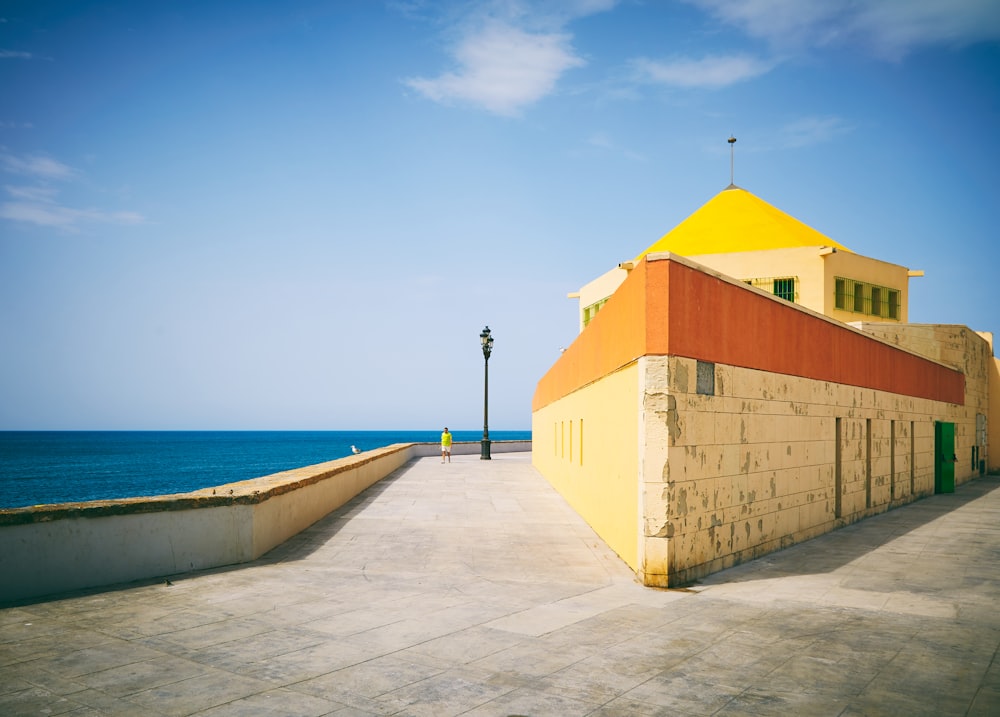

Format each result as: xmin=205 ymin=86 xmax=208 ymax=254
xmin=441 ymin=427 xmax=453 ymax=463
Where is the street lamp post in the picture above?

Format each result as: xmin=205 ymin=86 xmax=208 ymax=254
xmin=480 ymin=326 xmax=493 ymax=460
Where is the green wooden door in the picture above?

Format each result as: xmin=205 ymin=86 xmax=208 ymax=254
xmin=935 ymin=421 xmax=955 ymax=494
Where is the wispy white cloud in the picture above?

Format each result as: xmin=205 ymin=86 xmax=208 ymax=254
xmin=0 ymin=200 xmax=144 ymax=229
xmin=685 ymin=0 xmax=839 ymax=47
xmin=1 ymin=153 xmax=145 ymax=230
xmin=0 ymin=49 xmax=32 ymax=59
xmin=2 ymin=153 xmax=74 ymax=180
xmin=632 ymin=53 xmax=776 ymax=89
xmin=852 ymin=0 xmax=1000 ymax=58
xmin=685 ymin=0 xmax=1000 ymax=59
xmin=403 ymin=1 xmax=617 ymax=115
xmin=3 ymin=184 xmax=58 ymax=202
xmin=406 ymin=21 xmax=585 ymax=115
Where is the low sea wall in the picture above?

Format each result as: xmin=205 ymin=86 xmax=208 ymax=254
xmin=0 ymin=440 xmax=530 ymax=604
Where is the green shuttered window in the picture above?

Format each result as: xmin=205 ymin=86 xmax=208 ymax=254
xmin=834 ymin=277 xmax=900 ymax=320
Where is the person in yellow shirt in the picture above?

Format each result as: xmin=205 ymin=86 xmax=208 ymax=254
xmin=441 ymin=427 xmax=453 ymax=463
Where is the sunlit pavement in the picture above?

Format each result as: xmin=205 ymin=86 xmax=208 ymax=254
xmin=2 ymin=453 xmax=998 ymax=716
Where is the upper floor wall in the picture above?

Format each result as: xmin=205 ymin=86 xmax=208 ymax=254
xmin=574 ymin=246 xmax=916 ymax=333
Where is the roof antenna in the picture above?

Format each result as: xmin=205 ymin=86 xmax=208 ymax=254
xmin=728 ymin=135 xmax=737 ymax=187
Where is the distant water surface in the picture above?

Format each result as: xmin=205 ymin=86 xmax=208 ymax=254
xmin=0 ymin=430 xmax=530 ymax=509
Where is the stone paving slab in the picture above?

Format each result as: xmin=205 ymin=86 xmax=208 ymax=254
xmin=1 ymin=453 xmax=999 ymax=716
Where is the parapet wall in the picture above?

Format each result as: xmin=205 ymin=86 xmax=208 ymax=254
xmin=0 ymin=440 xmax=530 ymax=604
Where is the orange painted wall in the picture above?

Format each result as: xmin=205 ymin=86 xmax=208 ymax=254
xmin=533 ymin=256 xmax=964 ymax=412
xmin=664 ymin=259 xmax=965 ymax=404
xmin=532 ymin=259 xmax=651 ymax=412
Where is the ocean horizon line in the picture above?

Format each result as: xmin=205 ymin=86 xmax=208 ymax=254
xmin=1 ymin=430 xmax=532 ymax=509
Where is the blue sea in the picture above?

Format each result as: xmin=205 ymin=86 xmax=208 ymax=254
xmin=0 ymin=430 xmax=531 ymax=510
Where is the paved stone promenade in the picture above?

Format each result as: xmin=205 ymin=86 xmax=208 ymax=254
xmin=2 ymin=453 xmax=999 ymax=716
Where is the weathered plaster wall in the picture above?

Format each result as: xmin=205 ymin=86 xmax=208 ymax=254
xmin=855 ymin=323 xmax=991 ymax=477
xmin=639 ymin=356 xmax=961 ymax=587
xmin=1 ymin=505 xmax=256 ymax=603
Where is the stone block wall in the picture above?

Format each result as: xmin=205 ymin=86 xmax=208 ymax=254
xmin=856 ymin=323 xmax=992 ymax=476
xmin=639 ymin=354 xmax=973 ymax=587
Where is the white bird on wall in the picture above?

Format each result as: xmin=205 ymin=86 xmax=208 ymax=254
xmin=351 ymin=445 xmax=361 ymax=454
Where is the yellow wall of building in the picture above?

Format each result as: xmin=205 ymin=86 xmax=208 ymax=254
xmin=531 ymin=363 xmax=641 ymax=570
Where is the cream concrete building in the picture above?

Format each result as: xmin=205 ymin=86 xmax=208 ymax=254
xmin=534 ymin=185 xmax=995 ymax=588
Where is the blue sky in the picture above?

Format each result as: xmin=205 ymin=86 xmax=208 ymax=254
xmin=1 ymin=0 xmax=998 ymax=431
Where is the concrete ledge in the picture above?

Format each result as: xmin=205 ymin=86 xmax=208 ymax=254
xmin=0 ymin=440 xmax=530 ymax=603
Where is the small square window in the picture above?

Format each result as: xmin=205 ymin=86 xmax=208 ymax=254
xmin=696 ymin=361 xmax=715 ymax=396
xmin=772 ymin=278 xmax=795 ymax=302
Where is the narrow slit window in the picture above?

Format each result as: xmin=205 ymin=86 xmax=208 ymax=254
xmin=835 ymin=418 xmax=843 ymax=519
xmin=888 ymin=290 xmax=900 ymax=319
xmin=866 ymin=418 xmax=872 ymax=509
xmin=910 ymin=421 xmax=915 ymax=496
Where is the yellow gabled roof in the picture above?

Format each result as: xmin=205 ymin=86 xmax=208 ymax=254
xmin=636 ymin=185 xmax=852 ymax=261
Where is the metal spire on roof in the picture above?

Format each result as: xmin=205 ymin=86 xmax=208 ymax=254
xmin=728 ymin=135 xmax=737 ymax=188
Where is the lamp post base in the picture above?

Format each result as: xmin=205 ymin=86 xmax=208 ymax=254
xmin=480 ymin=439 xmax=492 ymax=460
